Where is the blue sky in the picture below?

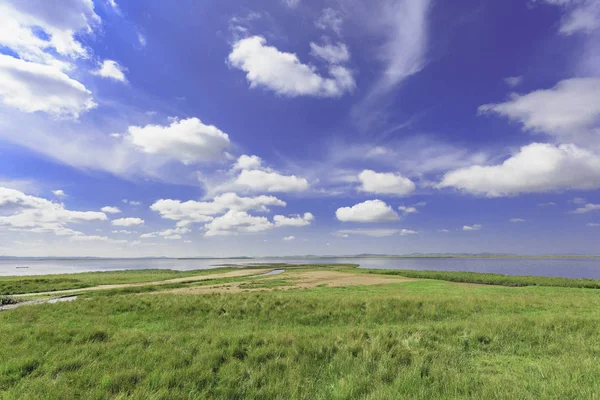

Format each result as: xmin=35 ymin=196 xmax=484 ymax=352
xmin=1 ymin=0 xmax=600 ymax=257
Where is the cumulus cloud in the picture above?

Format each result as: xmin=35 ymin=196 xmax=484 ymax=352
xmin=218 ymin=154 xmax=311 ymax=193
xmin=569 ymin=203 xmax=600 ymax=214
xmin=438 ymin=143 xmax=600 ymax=197
xmin=510 ymin=218 xmax=526 ymax=223
xmin=150 ymin=193 xmax=286 ymax=222
xmin=358 ymin=170 xmax=416 ymax=196
xmin=92 ymin=60 xmax=127 ymax=82
xmin=228 ymin=36 xmax=355 ymax=97
xmin=204 ymin=210 xmax=273 ymax=237
xmin=335 ymin=228 xmax=417 ymax=237
xmin=232 ymin=154 xmax=262 ymax=171
xmin=0 ymin=186 xmax=106 ymax=236
xmin=463 ymin=224 xmax=482 ymax=231
xmin=164 ymin=234 xmax=182 ymax=240
xmin=126 ymin=118 xmax=231 ymax=164
xmin=101 ymin=206 xmax=121 ymax=213
xmin=274 ymin=213 xmax=314 ymax=227
xmin=0 ymin=54 xmax=96 ymax=118
xmin=336 ymin=200 xmax=400 ymax=222
xmin=111 ymin=217 xmax=144 ymax=226
xmin=479 ymin=78 xmax=600 ymax=143
xmin=52 ymin=189 xmax=67 ymax=198
xmin=235 ymin=169 xmax=309 ymax=192
xmin=283 ymin=235 xmax=295 ymax=241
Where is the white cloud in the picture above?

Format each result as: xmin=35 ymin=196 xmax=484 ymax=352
xmin=539 ymin=202 xmax=557 ymax=206
xmin=0 ymin=186 xmax=106 ymax=236
xmin=479 ymin=78 xmax=600 ymax=143
xmin=283 ymin=235 xmax=295 ymax=241
xmin=164 ymin=234 xmax=182 ymax=240
xmin=310 ymin=42 xmax=350 ymax=64
xmin=232 ymin=154 xmax=262 ymax=171
xmin=101 ymin=206 xmax=121 ymax=214
xmin=150 ymin=193 xmax=286 ymax=222
xmin=158 ymin=227 xmax=191 ymax=236
xmin=107 ymin=0 xmax=119 ymax=12
xmin=92 ymin=60 xmax=127 ymax=82
xmin=122 ymin=199 xmax=142 ymax=206
xmin=0 ymin=54 xmax=96 ymax=118
xmin=274 ymin=212 xmax=314 ymax=227
xmin=112 ymin=217 xmax=144 ymax=226
xmin=510 ymin=218 xmax=526 ymax=223
xmin=540 ymin=0 xmax=600 ymax=35
xmin=438 ymin=143 xmax=600 ymax=197
xmin=569 ymin=203 xmax=600 ymax=214
xmin=52 ymin=189 xmax=67 ymax=198
xmin=112 ymin=230 xmax=133 ymax=234
xmin=127 ymin=118 xmax=231 ymax=164
xmin=335 ymin=228 xmax=417 ymax=237
xmin=358 ymin=170 xmax=415 ymax=196
xmin=0 ymin=0 xmax=100 ymax=63
xmin=204 ymin=210 xmax=273 ymax=237
xmin=236 ymin=169 xmax=310 ymax=192
xmin=398 ymin=206 xmax=418 ymax=214
xmin=336 ymin=199 xmax=400 ymax=223
xmin=228 ymin=36 xmax=355 ymax=97
xmin=282 ymin=0 xmax=300 ymax=8
xmin=140 ymin=232 xmax=156 ymax=239
xmin=70 ymin=235 xmax=127 ymax=244
xmin=588 ymin=223 xmax=600 ymax=227
xmin=370 ymin=0 xmax=431 ymax=93
xmin=137 ymin=31 xmax=147 ymax=47
xmin=463 ymin=224 xmax=482 ymax=231
xmin=315 ymin=8 xmax=343 ymax=35
xmin=505 ymin=76 xmax=523 ymax=87
xmin=572 ymin=197 xmax=587 ymax=204
xmin=438 ymin=229 xmax=450 ymax=233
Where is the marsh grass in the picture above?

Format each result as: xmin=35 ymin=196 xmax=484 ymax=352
xmin=364 ymin=269 xmax=600 ymax=289
xmin=2 ymin=277 xmax=600 ymax=399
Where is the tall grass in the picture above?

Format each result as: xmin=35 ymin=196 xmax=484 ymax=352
xmin=365 ymin=268 xmax=600 ymax=288
xmin=2 ymin=280 xmax=600 ymax=398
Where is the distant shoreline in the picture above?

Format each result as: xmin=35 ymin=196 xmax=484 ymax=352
xmin=1 ymin=254 xmax=600 ymax=261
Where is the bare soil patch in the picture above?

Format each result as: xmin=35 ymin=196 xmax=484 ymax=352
xmin=161 ymin=270 xmax=414 ymax=295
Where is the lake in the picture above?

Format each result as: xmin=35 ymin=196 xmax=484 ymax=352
xmin=2 ymin=257 xmax=600 ymax=279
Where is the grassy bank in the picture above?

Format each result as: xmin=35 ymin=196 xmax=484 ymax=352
xmin=2 ymin=267 xmax=600 ymax=398
xmin=365 ymin=269 xmax=600 ymax=289
xmin=0 ymin=264 xmax=357 ymax=296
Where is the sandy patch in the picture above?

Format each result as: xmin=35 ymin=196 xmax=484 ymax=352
xmin=14 ymin=269 xmax=269 ymax=297
xmin=161 ymin=271 xmax=413 ymax=295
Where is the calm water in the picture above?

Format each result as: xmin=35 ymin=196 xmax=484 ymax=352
xmin=2 ymin=257 xmax=600 ymax=279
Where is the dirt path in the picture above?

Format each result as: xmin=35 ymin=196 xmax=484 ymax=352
xmin=161 ymin=270 xmax=414 ymax=295
xmin=13 ymin=269 xmax=269 ymax=297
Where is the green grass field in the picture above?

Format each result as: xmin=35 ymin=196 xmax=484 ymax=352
xmin=2 ymin=266 xmax=600 ymax=399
